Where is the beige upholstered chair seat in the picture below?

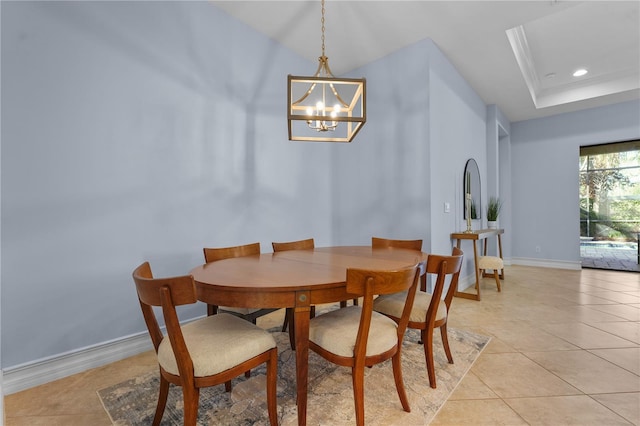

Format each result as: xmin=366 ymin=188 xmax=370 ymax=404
xmin=374 ymin=291 xmax=447 ymax=323
xmin=309 ymin=306 xmax=399 ymax=358
xmin=478 ymin=255 xmax=503 ymax=270
xmin=158 ymin=313 xmax=276 ymax=377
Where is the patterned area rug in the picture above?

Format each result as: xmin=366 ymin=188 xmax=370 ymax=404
xmin=98 ymin=327 xmax=489 ymax=425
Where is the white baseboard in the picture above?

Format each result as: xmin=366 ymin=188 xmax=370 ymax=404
xmin=511 ymin=257 xmax=582 ymax=270
xmin=3 ymin=333 xmax=153 ymax=395
xmin=455 ymin=257 xmax=579 ymax=292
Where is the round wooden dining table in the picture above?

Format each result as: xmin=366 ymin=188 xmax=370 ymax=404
xmin=190 ymin=246 xmax=428 ymax=426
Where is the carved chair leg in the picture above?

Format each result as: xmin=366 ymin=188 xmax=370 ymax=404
xmin=351 ymin=365 xmax=366 ymax=426
xmin=440 ymin=324 xmax=454 ymax=364
xmin=423 ymin=328 xmax=437 ymax=389
xmin=152 ymin=375 xmax=170 ymax=426
xmin=281 ymin=308 xmax=290 ymax=332
xmin=392 ymin=351 xmax=410 ymax=412
xmin=182 ymin=385 xmax=200 ymax=426
xmin=287 ymin=309 xmax=296 ymax=350
xmin=266 ymin=349 xmax=279 ymax=426
xmin=207 ymin=304 xmax=218 ymax=316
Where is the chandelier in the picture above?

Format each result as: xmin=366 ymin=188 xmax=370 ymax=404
xmin=287 ymin=0 xmax=366 ymax=142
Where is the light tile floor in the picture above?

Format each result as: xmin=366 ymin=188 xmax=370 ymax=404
xmin=5 ymin=265 xmax=640 ymax=425
xmin=432 ymin=265 xmax=639 ymax=425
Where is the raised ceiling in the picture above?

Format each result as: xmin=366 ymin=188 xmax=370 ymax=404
xmin=211 ymin=1 xmax=640 ymax=123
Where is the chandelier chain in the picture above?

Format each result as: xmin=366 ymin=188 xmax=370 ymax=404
xmin=321 ymin=0 xmax=325 ymax=57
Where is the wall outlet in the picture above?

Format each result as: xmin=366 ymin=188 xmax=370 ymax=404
xmin=535 ymin=246 xmax=541 ymax=253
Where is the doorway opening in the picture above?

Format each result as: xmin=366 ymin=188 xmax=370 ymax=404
xmin=580 ymin=140 xmax=640 ymax=272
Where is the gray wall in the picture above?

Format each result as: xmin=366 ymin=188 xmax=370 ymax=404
xmin=428 ymin=44 xmax=488 ymax=272
xmin=330 ymin=38 xmax=488 ymax=284
xmin=1 ymin=1 xmax=494 ymax=369
xmin=330 ymin=40 xmax=433 ymax=246
xmin=2 ymin=0 xmax=638 ymax=373
xmin=510 ymin=100 xmax=640 ymax=265
xmin=2 ymin=2 xmax=496 ymax=367
xmin=1 ymin=1 xmax=333 ymax=368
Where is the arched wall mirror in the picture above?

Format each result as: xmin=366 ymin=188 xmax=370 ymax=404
xmin=464 ymin=158 xmax=481 ymax=219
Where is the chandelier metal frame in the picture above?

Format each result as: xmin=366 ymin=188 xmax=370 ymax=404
xmin=287 ymin=0 xmax=366 ymax=142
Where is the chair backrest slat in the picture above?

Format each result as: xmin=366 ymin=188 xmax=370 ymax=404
xmin=272 ymin=238 xmax=315 ymax=252
xmin=132 ymin=262 xmax=196 ymax=363
xmin=159 ymin=286 xmax=194 ymax=380
xmin=424 ymin=248 xmax=464 ymax=324
xmin=372 ymin=237 xmax=423 ymax=251
xmin=203 ymin=242 xmax=261 ymax=263
xmin=345 ymin=267 xmax=417 ymax=296
xmin=347 ymin=265 xmax=421 ymax=362
xmin=443 ymin=247 xmax=464 ymax=308
xmin=133 ymin=263 xmax=197 ymax=307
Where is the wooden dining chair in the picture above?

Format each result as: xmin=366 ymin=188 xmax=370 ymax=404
xmin=203 ymin=242 xmax=279 ymax=323
xmin=132 ymin=262 xmax=278 ymax=426
xmin=271 ymin=238 xmax=318 ymax=337
xmin=373 ymin=247 xmax=463 ymax=388
xmin=308 ymin=264 xmax=421 ymax=426
xmin=372 ymin=237 xmax=425 ymax=290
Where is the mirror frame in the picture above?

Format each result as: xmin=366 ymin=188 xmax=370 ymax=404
xmin=463 ymin=158 xmax=481 ymax=220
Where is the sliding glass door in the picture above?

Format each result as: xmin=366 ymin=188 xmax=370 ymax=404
xmin=579 ymin=140 xmax=640 ymax=271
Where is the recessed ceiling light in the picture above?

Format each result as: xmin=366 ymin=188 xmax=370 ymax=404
xmin=573 ymin=69 xmax=588 ymax=77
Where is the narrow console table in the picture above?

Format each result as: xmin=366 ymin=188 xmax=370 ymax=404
xmin=450 ymin=228 xmax=504 ymax=301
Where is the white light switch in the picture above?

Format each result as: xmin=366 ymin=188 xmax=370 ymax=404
xmin=444 ymin=202 xmax=451 ymax=213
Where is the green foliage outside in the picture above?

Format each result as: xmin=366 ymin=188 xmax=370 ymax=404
xmin=580 ymin=147 xmax=640 ymax=242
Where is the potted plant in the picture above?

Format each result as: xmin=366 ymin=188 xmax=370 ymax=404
xmin=486 ymin=196 xmax=502 ymax=229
